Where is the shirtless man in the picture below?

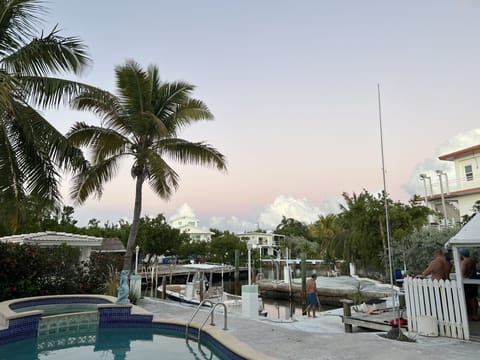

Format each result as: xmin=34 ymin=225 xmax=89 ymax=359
xmin=460 ymin=248 xmax=479 ymax=321
xmin=306 ymin=273 xmax=318 ymax=317
xmin=420 ymin=249 xmax=450 ymax=280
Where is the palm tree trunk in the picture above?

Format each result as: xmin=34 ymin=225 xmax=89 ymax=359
xmin=123 ymin=174 xmax=145 ymax=271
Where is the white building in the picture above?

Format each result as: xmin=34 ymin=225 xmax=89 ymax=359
xmin=0 ymin=231 xmax=105 ymax=263
xmin=236 ymin=231 xmax=285 ymax=257
xmin=169 ymin=215 xmax=213 ymax=242
xmin=419 ymin=144 xmax=480 ymax=225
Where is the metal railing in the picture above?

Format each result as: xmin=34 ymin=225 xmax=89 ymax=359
xmin=185 ymin=300 xmax=228 ymax=346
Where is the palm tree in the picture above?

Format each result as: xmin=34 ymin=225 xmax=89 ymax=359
xmin=67 ymin=60 xmax=227 ymax=271
xmin=0 ymin=0 xmax=92 ymax=232
xmin=310 ymin=214 xmax=342 ymax=258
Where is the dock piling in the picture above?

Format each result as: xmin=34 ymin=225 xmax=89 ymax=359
xmin=340 ymin=299 xmax=354 ymax=333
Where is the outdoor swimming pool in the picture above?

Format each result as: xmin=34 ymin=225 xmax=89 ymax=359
xmin=0 ymin=295 xmax=250 ymax=359
xmin=0 ymin=326 xmax=233 ymax=360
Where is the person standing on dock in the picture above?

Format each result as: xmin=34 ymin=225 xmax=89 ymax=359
xmin=306 ymin=273 xmax=318 ymax=318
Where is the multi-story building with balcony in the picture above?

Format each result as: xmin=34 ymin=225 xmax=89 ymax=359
xmin=169 ymin=215 xmax=213 ymax=242
xmin=236 ymin=231 xmax=285 ymax=257
xmin=419 ymin=144 xmax=480 ymax=225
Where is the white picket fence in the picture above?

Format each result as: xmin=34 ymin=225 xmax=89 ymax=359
xmin=404 ymin=277 xmax=469 ymax=340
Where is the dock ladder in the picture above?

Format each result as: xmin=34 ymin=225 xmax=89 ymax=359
xmin=186 ymin=300 xmax=228 ymax=345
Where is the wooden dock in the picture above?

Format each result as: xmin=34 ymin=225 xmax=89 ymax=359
xmin=340 ymin=299 xmax=406 ymax=333
xmin=138 ymin=264 xmax=247 ymax=289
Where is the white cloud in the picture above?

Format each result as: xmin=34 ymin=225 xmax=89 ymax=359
xmin=169 ymin=203 xmax=196 ymax=222
xmin=208 ymin=216 xmax=256 ymax=233
xmin=404 ymin=128 xmax=480 ymax=197
xmin=322 ymin=195 xmax=344 ymax=214
xmin=258 ymin=195 xmax=323 ymax=229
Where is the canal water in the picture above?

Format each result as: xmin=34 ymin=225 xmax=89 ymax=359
xmin=144 ymin=262 xmax=338 ymax=320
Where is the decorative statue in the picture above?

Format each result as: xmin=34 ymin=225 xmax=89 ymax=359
xmin=116 ymin=270 xmax=130 ymax=304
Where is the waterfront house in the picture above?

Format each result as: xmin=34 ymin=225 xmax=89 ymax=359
xmin=236 ymin=231 xmax=285 ymax=257
xmin=419 ymin=144 xmax=480 ymax=225
xmin=169 ymin=215 xmax=213 ymax=242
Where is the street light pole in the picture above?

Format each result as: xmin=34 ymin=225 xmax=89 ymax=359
xmin=427 ymin=175 xmax=433 ymax=198
xmin=443 ymin=172 xmax=450 ymax=194
xmin=135 ymin=245 xmax=139 ymax=275
xmin=436 ymin=170 xmax=448 ymax=226
xmin=419 ymin=174 xmax=429 ymax=207
xmin=247 ymin=242 xmax=252 ymax=285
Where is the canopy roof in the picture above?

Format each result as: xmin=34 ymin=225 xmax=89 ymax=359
xmin=182 ymin=263 xmax=233 ymax=271
xmin=447 ymin=213 xmax=480 ymax=247
xmin=0 ymin=231 xmax=104 ymax=247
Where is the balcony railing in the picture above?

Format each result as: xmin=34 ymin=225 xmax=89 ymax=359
xmin=419 ymin=176 xmax=480 ymax=198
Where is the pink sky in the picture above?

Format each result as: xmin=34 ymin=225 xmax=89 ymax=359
xmin=43 ymin=1 xmax=480 ymax=231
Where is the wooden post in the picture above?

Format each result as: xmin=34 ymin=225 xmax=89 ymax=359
xmin=161 ymin=276 xmax=167 ymax=300
xmin=340 ymin=299 xmax=354 ymax=333
xmin=199 ymin=279 xmax=204 ymax=302
xmin=301 ymin=253 xmax=307 ymax=315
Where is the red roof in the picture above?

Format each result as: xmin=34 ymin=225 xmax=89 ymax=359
xmin=439 ymin=144 xmax=480 ymax=161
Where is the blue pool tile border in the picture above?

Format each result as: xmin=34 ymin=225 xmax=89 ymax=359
xmin=152 ymin=321 xmax=245 ymax=360
xmin=98 ymin=306 xmax=153 ymax=328
xmin=0 ymin=314 xmax=42 ymax=345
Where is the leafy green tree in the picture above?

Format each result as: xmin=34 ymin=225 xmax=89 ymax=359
xmin=177 ymin=240 xmax=208 ymax=262
xmin=339 ymin=190 xmax=430 ymax=277
xmin=0 ymin=242 xmax=84 ymax=300
xmin=287 ymin=235 xmax=320 ymax=259
xmin=275 ymin=216 xmax=312 ymax=239
xmin=67 ymin=60 xmax=227 ymax=271
xmin=0 ymin=0 xmax=92 ymax=232
xmin=208 ymin=232 xmax=246 ymax=264
xmin=391 ymin=227 xmax=458 ymax=275
xmin=310 ymin=214 xmax=343 ymax=259
xmin=136 ymin=214 xmax=188 ymax=258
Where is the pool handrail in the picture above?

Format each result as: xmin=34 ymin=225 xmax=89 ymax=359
xmin=185 ymin=299 xmax=214 ymax=339
xmin=197 ymin=302 xmax=228 ymax=343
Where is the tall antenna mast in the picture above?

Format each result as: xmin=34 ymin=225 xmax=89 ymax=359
xmin=377 ymin=83 xmax=394 ymax=286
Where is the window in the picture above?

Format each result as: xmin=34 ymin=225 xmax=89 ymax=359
xmin=465 ymin=165 xmax=474 ymax=181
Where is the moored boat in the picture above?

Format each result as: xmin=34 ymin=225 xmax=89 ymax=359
xmin=157 ymin=263 xmax=267 ymax=316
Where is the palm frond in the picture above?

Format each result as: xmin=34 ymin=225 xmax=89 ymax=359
xmin=116 ymin=60 xmax=151 ymax=115
xmin=67 ymin=122 xmax=129 ymax=162
xmin=0 ymin=0 xmax=44 ymax=55
xmin=165 ymin=98 xmax=214 ymax=134
xmin=3 ymin=26 xmax=91 ymax=77
xmin=70 ymin=156 xmax=121 ymax=204
xmin=8 ymin=102 xmax=63 ymax=204
xmin=159 ymin=138 xmax=227 ymax=171
xmin=145 ymin=150 xmax=179 ymax=199
xmin=19 ymin=77 xmax=99 ymax=108
xmin=155 ymin=81 xmax=196 ymax=133
xmin=71 ymin=88 xmax=130 ymax=134
xmin=0 ymin=112 xmax=24 ymax=200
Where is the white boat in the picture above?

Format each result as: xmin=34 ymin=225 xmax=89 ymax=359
xmin=157 ymin=263 xmax=267 ymax=316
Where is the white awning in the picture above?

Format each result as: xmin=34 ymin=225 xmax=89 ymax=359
xmin=446 ymin=213 xmax=480 ymax=248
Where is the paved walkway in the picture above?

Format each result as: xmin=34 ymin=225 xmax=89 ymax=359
xmin=139 ymin=297 xmax=480 ymax=360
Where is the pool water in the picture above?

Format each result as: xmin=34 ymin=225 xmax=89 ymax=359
xmin=0 ymin=327 xmax=227 ymax=360
xmin=14 ymin=303 xmax=99 ymax=316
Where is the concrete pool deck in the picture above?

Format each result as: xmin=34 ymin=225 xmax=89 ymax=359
xmin=140 ymin=297 xmax=480 ymax=360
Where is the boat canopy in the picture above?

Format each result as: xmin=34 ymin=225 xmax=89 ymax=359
xmin=182 ymin=263 xmax=231 ymax=271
